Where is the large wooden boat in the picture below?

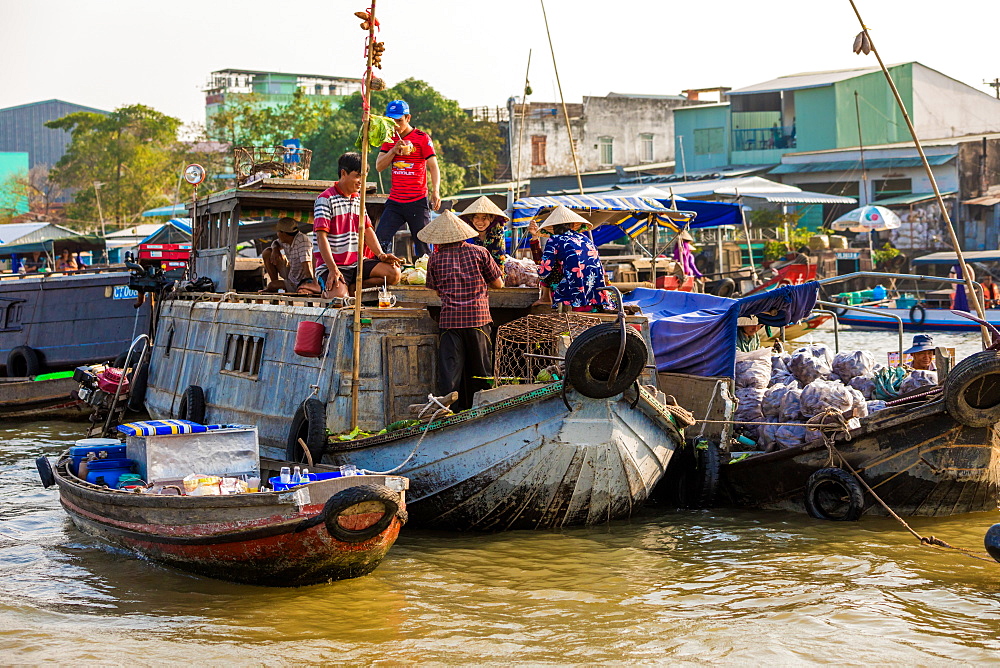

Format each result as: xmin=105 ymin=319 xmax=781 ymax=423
xmin=46 ymin=459 xmax=408 ymax=586
xmin=0 ymin=269 xmax=150 ymax=376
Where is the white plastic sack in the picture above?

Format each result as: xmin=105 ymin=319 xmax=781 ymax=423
xmin=867 ymin=400 xmax=888 ymax=414
xmin=832 ymin=350 xmax=877 ymax=384
xmin=774 ymin=424 xmax=809 ymax=449
xmin=734 ymin=387 xmax=766 ymax=439
xmin=849 ymin=387 xmax=868 ymax=418
xmin=800 ymin=379 xmax=855 ymax=418
xmin=788 ymin=350 xmax=832 ymax=385
xmin=778 ymin=386 xmax=803 ymax=421
xmin=759 ymin=423 xmax=781 ymax=450
xmin=762 ymin=383 xmax=796 ymax=417
xmin=772 ymin=353 xmax=790 ymax=374
xmin=736 ymin=356 xmax=772 ymax=390
xmin=849 ymin=375 xmax=877 ymax=400
xmin=794 ymin=343 xmax=833 ymax=366
xmin=899 ymin=370 xmax=938 ymax=395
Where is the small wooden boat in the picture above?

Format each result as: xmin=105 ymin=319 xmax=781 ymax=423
xmin=303 ymin=381 xmax=683 ymax=531
xmin=722 ymin=352 xmax=1000 ymax=518
xmin=0 ymin=375 xmax=85 ymax=420
xmin=42 ymin=458 xmax=408 ymax=586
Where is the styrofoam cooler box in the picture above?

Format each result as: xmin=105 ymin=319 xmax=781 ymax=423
xmin=126 ymin=426 xmax=260 ymax=482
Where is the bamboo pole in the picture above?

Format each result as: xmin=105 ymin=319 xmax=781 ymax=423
xmin=351 ymin=0 xmax=377 ymax=430
xmin=735 ymin=189 xmax=758 ymax=283
xmin=514 ymin=49 xmax=531 ymax=199
xmin=847 ymin=0 xmax=989 ymax=346
xmin=540 ymin=0 xmax=584 ymax=195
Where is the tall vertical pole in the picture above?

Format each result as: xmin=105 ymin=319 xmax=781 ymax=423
xmin=854 ymin=91 xmax=868 ymax=207
xmin=351 ymin=0 xmax=377 ymax=430
xmin=514 ymin=49 xmax=531 ymax=199
xmin=736 ymin=189 xmax=758 ymax=283
xmin=93 ymin=182 xmax=106 ymax=238
xmin=847 ymin=0 xmax=988 ymax=345
xmin=540 ymin=0 xmax=584 ymax=195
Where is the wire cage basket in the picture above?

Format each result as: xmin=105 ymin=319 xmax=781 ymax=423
xmin=493 ymin=313 xmax=601 ymax=387
xmin=234 ymin=146 xmax=312 ymax=186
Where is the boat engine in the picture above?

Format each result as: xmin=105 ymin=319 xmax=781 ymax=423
xmin=74 ymin=364 xmax=132 ymax=435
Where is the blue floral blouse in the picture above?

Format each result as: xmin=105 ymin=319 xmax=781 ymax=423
xmin=537 ymin=230 xmax=610 ymax=309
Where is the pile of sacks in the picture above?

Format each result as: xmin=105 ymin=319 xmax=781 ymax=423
xmin=735 ymin=344 xmax=937 ymax=451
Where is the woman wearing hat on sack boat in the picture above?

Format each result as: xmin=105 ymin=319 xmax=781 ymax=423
xmin=536 ymin=205 xmax=612 ymax=312
xmin=418 ymin=210 xmax=505 ymax=411
xmin=736 ymin=315 xmax=761 ymax=352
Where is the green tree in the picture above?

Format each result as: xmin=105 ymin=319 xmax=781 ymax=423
xmin=306 ymin=78 xmax=502 ymax=195
xmin=208 ymin=89 xmax=334 ymax=147
xmin=46 ymin=105 xmax=181 ymax=228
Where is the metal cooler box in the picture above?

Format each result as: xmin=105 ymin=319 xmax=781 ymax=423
xmin=125 ymin=425 xmax=260 ymax=482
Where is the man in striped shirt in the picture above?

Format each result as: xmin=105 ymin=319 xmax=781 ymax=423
xmin=313 ymin=152 xmax=402 ymax=299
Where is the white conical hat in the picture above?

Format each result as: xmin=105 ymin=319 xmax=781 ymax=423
xmin=417 ymin=209 xmax=478 ymax=245
xmin=538 ymin=205 xmax=590 ymax=230
xmin=459 ymin=196 xmax=510 ymax=223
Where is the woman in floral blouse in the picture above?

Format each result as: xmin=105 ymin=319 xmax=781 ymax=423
xmin=536 ymin=205 xmax=610 ymax=311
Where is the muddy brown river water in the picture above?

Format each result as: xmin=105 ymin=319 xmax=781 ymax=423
xmin=2 ymin=329 xmax=999 ymax=663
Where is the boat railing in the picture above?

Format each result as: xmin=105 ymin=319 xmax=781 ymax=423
xmin=818 ymin=271 xmax=983 ymax=300
xmin=808 ymin=308 xmax=841 ymax=352
xmin=815 ymin=300 xmax=904 ymax=362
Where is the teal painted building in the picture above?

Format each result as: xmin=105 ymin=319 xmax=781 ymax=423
xmin=0 ymin=152 xmax=29 ymax=216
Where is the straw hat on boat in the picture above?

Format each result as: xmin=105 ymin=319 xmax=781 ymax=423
xmin=538 ymin=205 xmax=590 ymax=230
xmin=459 ymin=196 xmax=509 ymax=224
xmin=737 ymin=315 xmax=759 ymax=327
xmin=417 ymin=209 xmax=479 ymax=245
xmin=678 ymin=228 xmax=694 ymax=242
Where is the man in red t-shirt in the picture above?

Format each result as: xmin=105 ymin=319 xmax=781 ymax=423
xmin=313 ymin=152 xmax=402 ymax=299
xmin=374 ymin=99 xmax=441 ymax=260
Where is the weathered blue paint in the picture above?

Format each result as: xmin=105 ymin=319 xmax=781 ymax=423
xmin=0 ymin=270 xmax=150 ymax=373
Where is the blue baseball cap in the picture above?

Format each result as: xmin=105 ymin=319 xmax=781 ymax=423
xmin=385 ymin=100 xmax=410 ymax=119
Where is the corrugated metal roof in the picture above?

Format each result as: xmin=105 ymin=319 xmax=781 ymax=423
xmin=964 ymin=195 xmax=1000 ymax=206
xmin=913 ymin=250 xmax=1000 ymax=264
xmin=737 ymin=192 xmax=857 ymax=205
xmin=770 ymin=155 xmax=955 ymax=174
xmin=728 ymin=65 xmax=884 ymax=95
xmin=875 ymin=192 xmax=956 ymax=206
xmin=0 ymin=222 xmax=48 ymax=244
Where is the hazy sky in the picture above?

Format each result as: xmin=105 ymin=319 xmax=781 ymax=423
xmin=3 ymin=0 xmax=997 ymax=128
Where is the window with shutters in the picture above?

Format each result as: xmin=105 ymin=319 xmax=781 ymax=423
xmin=221 ymin=333 xmax=264 ymax=378
xmin=531 ymin=135 xmax=547 ymax=166
xmin=598 ymin=136 xmax=614 ymax=165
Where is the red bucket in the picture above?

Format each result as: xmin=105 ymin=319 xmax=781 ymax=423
xmin=294 ymin=321 xmax=325 ymax=357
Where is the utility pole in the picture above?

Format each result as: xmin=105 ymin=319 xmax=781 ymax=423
xmin=93 ymin=182 xmax=106 ymax=237
xmin=985 ymin=78 xmax=1000 ymax=99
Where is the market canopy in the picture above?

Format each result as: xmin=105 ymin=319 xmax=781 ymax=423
xmin=591 ymin=198 xmax=744 ymax=246
xmin=912 ymin=250 xmax=1000 ymax=265
xmin=511 ymin=195 xmax=695 ymax=230
xmin=0 ymin=232 xmax=105 ymax=256
xmin=624 ymin=282 xmax=818 ymax=378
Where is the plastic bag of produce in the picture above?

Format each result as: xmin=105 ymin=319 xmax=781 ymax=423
xmin=504 ymin=257 xmax=539 ymax=287
xmin=899 ymin=370 xmax=938 ymax=395
xmin=774 ymin=424 xmax=809 ymax=449
xmin=735 ymin=350 xmax=772 ymax=390
xmin=794 ymin=343 xmax=833 ymax=366
xmin=849 ymin=375 xmax=877 ymax=400
xmin=770 ymin=370 xmax=798 ymax=387
xmin=849 ymin=387 xmax=868 ymax=418
xmin=414 ymin=255 xmax=429 ymax=271
xmin=772 ymin=353 xmax=790 ymax=374
xmin=832 ymin=350 xmax=877 ymax=383
xmin=402 ymin=267 xmax=427 ymax=285
xmin=734 ymin=387 xmax=766 ymax=438
xmin=800 ymin=379 xmax=855 ymax=418
xmin=759 ymin=422 xmax=781 ymax=450
xmin=867 ymin=400 xmax=888 ymax=414
xmin=762 ymin=383 xmax=796 ymax=417
xmin=778 ymin=386 xmax=803 ymax=421
xmin=788 ymin=350 xmax=832 ymax=385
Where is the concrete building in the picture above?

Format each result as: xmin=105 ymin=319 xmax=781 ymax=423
xmin=507 ymin=93 xmax=706 ymax=185
xmin=0 ymin=99 xmax=109 ymax=169
xmin=204 ymin=68 xmax=362 ymax=127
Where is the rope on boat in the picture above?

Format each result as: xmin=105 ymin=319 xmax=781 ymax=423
xmin=362 ymin=396 xmax=452 ymax=475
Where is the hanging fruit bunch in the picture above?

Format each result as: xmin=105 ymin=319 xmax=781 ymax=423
xmin=353 ymin=5 xmax=394 ymax=150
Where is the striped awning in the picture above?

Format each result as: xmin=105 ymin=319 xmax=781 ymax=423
xmin=117 ymin=420 xmax=228 ymax=436
xmin=511 ymin=194 xmax=696 ymax=233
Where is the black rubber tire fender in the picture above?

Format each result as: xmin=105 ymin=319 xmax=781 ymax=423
xmin=564 ymin=323 xmax=648 ymax=399
xmin=286 ymin=398 xmax=328 ymax=463
xmin=657 ymin=440 xmax=722 ymax=509
xmin=323 ymin=484 xmax=401 ymax=543
xmin=984 ymin=523 xmax=1000 ymax=563
xmin=805 ymin=467 xmax=865 ymax=521
xmin=36 ymin=456 xmax=55 ymax=488
xmin=7 ymin=345 xmax=41 ymax=378
xmin=909 ymin=303 xmax=926 ymax=326
xmin=944 ymin=350 xmax=1000 ymax=428
xmin=127 ymin=362 xmax=149 ymax=412
xmin=177 ymin=385 xmax=206 ymax=423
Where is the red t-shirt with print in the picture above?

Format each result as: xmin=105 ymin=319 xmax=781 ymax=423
xmin=379 ymin=128 xmax=435 ymax=204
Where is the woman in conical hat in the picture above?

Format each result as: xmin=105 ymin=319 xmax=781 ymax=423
xmin=459 ymin=196 xmax=510 ymax=267
xmin=536 ymin=205 xmax=611 ymax=312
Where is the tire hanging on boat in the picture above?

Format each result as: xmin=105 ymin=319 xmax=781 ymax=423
xmin=286 ymin=398 xmax=328 ymax=463
xmin=944 ymin=350 xmax=1000 ymax=428
xmin=804 ymin=467 xmax=865 ymax=521
xmin=564 ymin=323 xmax=648 ymax=399
xmin=6 ymin=345 xmax=41 ymax=378
xmin=909 ymin=303 xmax=926 ymax=326
xmin=126 ymin=362 xmax=149 ymax=412
xmin=35 ymin=457 xmax=55 ymax=488
xmin=323 ymin=484 xmax=401 ymax=543
xmin=657 ymin=440 xmax=721 ymax=509
xmin=178 ymin=385 xmax=206 ymax=424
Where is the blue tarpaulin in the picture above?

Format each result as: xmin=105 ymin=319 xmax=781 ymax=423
xmin=592 ymin=199 xmax=743 ymax=246
xmin=511 ymin=195 xmax=692 ymax=229
xmin=625 ymin=282 xmax=819 ymax=377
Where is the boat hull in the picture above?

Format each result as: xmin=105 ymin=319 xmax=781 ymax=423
xmin=0 ymin=271 xmax=150 ymax=373
xmin=722 ymin=399 xmax=1000 ymax=517
xmin=838 ymin=307 xmax=1000 ymax=332
xmin=321 ymin=383 xmax=683 ymax=531
xmin=0 ymin=376 xmax=85 ymax=420
xmin=54 ymin=467 xmax=405 ymax=586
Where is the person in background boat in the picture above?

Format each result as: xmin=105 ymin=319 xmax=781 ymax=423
xmin=313 ymin=152 xmax=402 ymax=299
xmin=536 ymin=206 xmax=611 ymax=312
xmin=904 ymin=334 xmax=936 ymax=371
xmin=375 ymin=100 xmax=441 ymax=260
xmin=459 ymin=196 xmax=509 ymax=267
xmin=736 ymin=315 xmax=761 ymax=352
xmin=949 ymin=263 xmax=974 ymax=310
xmin=980 ymin=273 xmax=999 ymax=309
xmin=261 ymin=218 xmax=321 ymax=295
xmin=419 ymin=210 xmax=503 ymax=411
xmin=57 ymin=249 xmax=78 ymax=272
xmin=672 ymin=228 xmax=703 ymax=284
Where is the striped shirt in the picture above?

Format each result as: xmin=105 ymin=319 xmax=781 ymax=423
xmin=312 ymin=183 xmax=374 ymax=268
xmin=271 ymin=231 xmax=313 ymax=287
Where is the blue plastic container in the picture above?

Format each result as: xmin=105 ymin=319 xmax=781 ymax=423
xmin=268 ymin=470 xmax=345 ymax=492
xmin=85 ymin=458 xmax=135 ymax=488
xmin=69 ymin=438 xmax=126 ymax=477
xmin=872 ymin=285 xmax=887 ymax=300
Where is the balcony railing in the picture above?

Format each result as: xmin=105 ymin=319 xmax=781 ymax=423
xmin=732 ymin=127 xmax=796 ymax=151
